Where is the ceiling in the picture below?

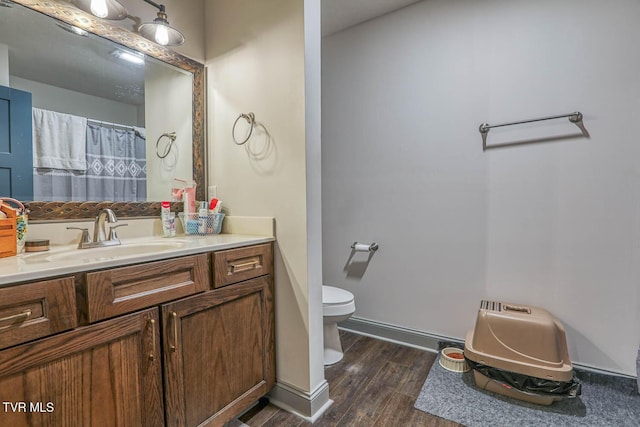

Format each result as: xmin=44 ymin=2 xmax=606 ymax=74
xmin=0 ymin=0 xmax=420 ymax=104
xmin=321 ymin=0 xmax=423 ymax=36
xmin=0 ymin=2 xmax=146 ymax=105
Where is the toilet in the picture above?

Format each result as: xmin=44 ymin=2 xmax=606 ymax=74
xmin=322 ymin=285 xmax=356 ymax=365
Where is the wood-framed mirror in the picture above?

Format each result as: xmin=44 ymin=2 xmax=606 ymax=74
xmin=3 ymin=0 xmax=204 ymax=220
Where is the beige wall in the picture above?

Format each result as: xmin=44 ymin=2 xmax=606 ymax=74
xmin=205 ymin=0 xmax=324 ymax=399
xmin=144 ymin=62 xmax=193 ymax=201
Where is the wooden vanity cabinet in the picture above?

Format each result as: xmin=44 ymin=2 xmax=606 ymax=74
xmin=0 ymin=242 xmax=275 ymax=427
xmin=212 ymin=243 xmax=273 ymax=288
xmin=163 ymin=275 xmax=275 ymax=427
xmin=163 ymin=243 xmax=275 ymax=427
xmin=0 ymin=277 xmax=77 ymax=350
xmin=0 ymin=308 xmax=163 ymax=427
xmin=79 ymin=254 xmax=209 ymax=324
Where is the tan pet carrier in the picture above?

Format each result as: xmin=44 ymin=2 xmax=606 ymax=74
xmin=464 ymin=300 xmax=581 ymax=405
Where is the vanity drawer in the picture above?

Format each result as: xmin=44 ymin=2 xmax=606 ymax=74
xmin=81 ymin=254 xmax=209 ymax=323
xmin=213 ymin=243 xmax=273 ymax=288
xmin=0 ymin=277 xmax=77 ymax=350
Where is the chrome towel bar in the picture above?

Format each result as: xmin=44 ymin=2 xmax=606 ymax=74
xmin=480 ymin=111 xmax=584 ymax=150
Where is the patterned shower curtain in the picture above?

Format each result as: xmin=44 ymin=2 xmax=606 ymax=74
xmin=85 ymin=123 xmax=147 ymax=202
xmin=33 ymin=110 xmax=147 ymax=202
xmin=32 ymin=169 xmax=87 ymax=201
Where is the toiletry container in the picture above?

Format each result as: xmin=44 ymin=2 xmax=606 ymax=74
xmin=322 ymin=285 xmax=356 ymax=365
xmin=198 ymin=206 xmax=208 ymax=234
xmin=161 ymin=201 xmax=172 ymax=237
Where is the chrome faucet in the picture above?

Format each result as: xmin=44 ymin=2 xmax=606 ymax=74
xmin=67 ymin=208 xmax=127 ymax=249
xmin=93 ymin=208 xmax=117 ymax=242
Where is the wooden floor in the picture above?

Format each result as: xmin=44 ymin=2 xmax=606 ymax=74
xmin=239 ymin=331 xmax=462 ymax=427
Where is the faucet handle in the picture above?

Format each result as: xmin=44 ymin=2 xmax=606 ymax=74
xmin=67 ymin=227 xmax=92 ymax=248
xmin=108 ymin=223 xmax=128 ymax=241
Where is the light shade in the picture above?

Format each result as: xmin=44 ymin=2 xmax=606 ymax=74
xmin=138 ymin=10 xmax=184 ymax=46
xmin=72 ymin=0 xmax=128 ymax=20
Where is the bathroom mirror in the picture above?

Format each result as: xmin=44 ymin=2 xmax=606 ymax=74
xmin=1 ymin=0 xmax=204 ymax=220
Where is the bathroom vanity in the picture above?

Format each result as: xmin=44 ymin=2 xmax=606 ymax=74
xmin=0 ymin=236 xmax=275 ymax=427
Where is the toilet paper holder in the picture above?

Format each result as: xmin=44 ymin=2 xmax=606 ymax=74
xmin=351 ymin=242 xmax=379 ymax=252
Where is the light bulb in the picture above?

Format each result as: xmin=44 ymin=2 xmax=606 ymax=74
xmin=155 ymin=25 xmax=169 ymax=46
xmin=89 ymin=0 xmax=109 ymax=18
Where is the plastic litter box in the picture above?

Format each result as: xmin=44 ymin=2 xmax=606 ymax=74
xmin=464 ymin=300 xmax=581 ymax=405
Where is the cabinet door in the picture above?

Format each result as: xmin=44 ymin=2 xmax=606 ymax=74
xmin=0 ymin=85 xmax=32 ymax=201
xmin=162 ymin=276 xmax=275 ymax=427
xmin=0 ymin=308 xmax=164 ymax=427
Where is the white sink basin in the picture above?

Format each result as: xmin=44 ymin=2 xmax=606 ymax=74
xmin=24 ymin=240 xmax=189 ymax=263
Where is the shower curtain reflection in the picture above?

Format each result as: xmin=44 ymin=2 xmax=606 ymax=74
xmin=86 ymin=123 xmax=147 ymax=202
xmin=33 ymin=169 xmax=87 ymax=201
xmin=33 ymin=113 xmax=147 ymax=202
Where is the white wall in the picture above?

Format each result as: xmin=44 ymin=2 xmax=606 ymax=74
xmin=10 ymin=76 xmax=140 ymax=125
xmin=322 ymin=0 xmax=640 ymax=375
xmin=303 ymin=0 xmax=325 ymax=397
xmin=205 ymin=0 xmax=326 ymax=415
xmin=0 ymin=43 xmax=8 ymax=86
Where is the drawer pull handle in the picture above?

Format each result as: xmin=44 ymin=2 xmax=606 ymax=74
xmin=170 ymin=312 xmax=178 ymax=352
xmin=231 ymin=260 xmax=259 ymax=273
xmin=148 ymin=318 xmax=156 ymax=361
xmin=0 ymin=309 xmax=32 ymax=326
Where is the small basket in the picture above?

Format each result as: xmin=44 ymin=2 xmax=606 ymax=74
xmin=0 ymin=203 xmax=17 ymax=258
xmin=178 ymin=212 xmax=225 ymax=236
xmin=439 ymin=347 xmax=470 ymax=373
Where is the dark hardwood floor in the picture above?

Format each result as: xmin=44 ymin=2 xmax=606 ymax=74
xmin=238 ymin=331 xmax=462 ymax=427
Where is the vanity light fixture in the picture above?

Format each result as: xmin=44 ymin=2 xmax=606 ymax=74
xmin=71 ymin=0 xmax=128 ymax=20
xmin=138 ymin=0 xmax=184 ymax=46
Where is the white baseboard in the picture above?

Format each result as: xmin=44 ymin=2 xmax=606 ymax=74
xmin=268 ymin=380 xmax=333 ymax=422
xmin=338 ymin=316 xmax=461 ymax=354
xmin=339 ymin=316 xmax=636 ymax=379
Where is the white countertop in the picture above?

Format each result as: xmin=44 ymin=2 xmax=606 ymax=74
xmin=0 ymin=234 xmax=275 ymax=286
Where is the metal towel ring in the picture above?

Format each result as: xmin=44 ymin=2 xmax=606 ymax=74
xmin=156 ymin=132 xmax=177 ymax=159
xmin=232 ymin=112 xmax=255 ymax=145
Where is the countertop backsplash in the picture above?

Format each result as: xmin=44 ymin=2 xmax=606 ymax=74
xmin=27 ymin=217 xmax=162 ymax=247
xmin=25 ymin=215 xmax=275 ymax=248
